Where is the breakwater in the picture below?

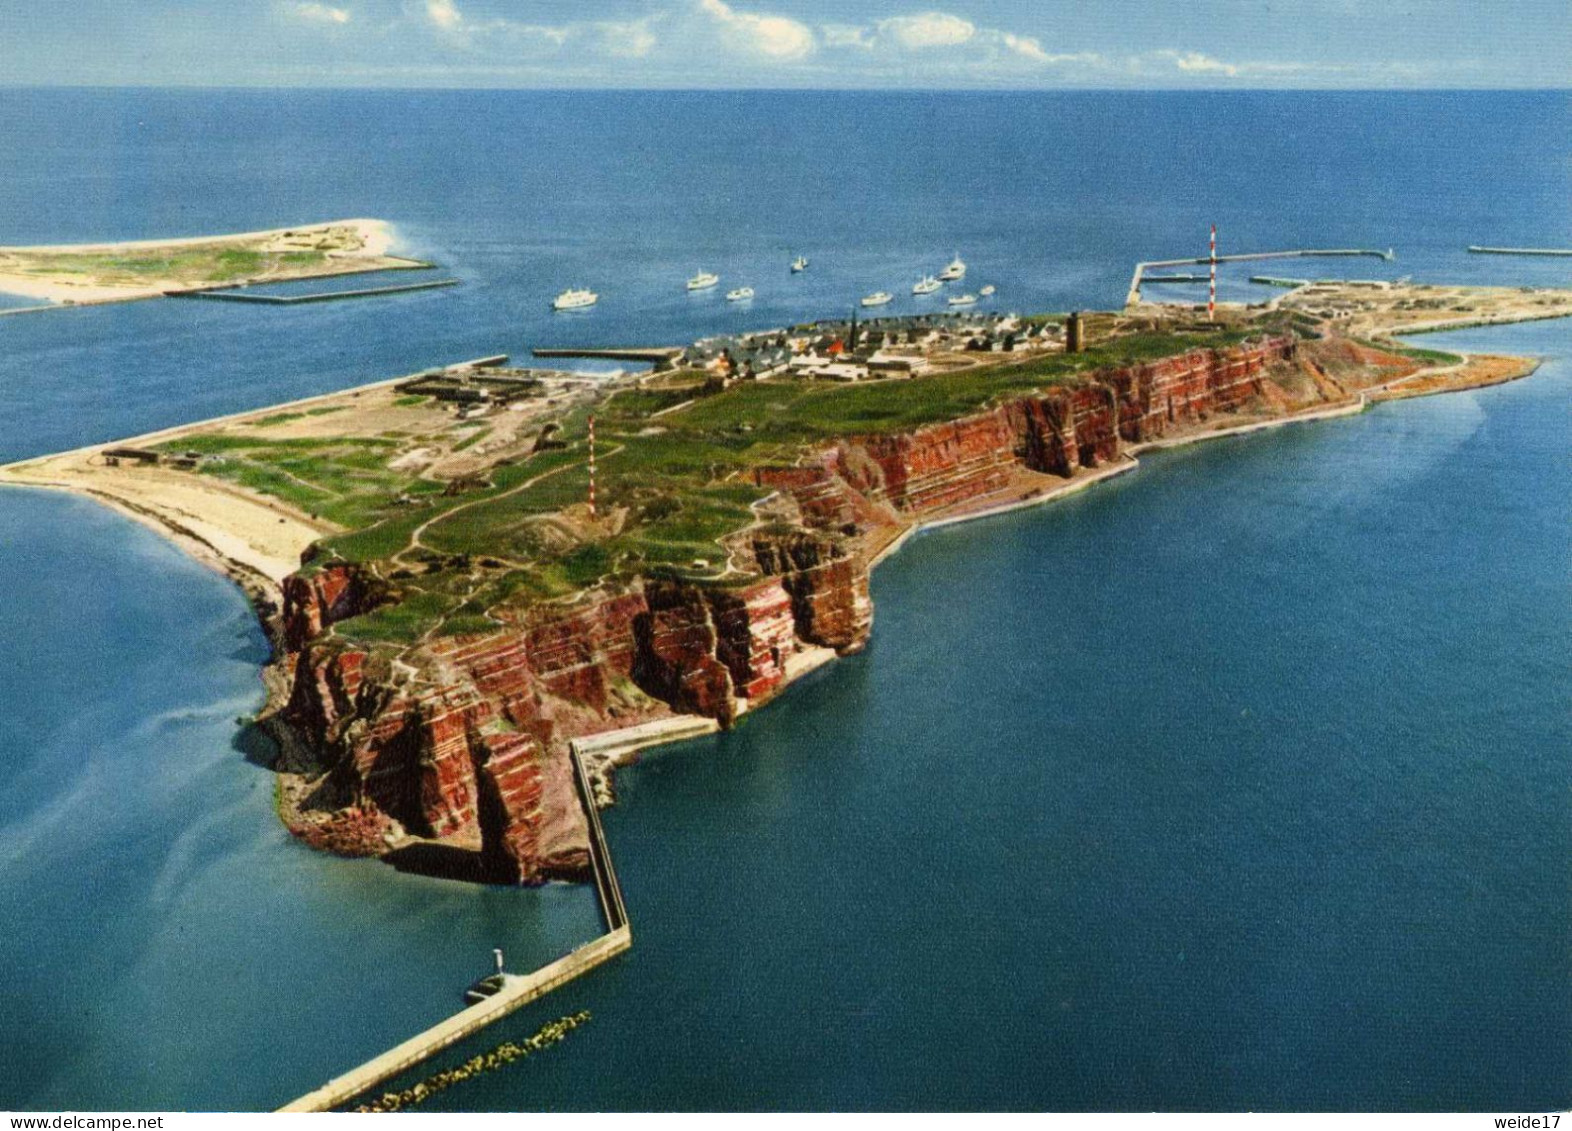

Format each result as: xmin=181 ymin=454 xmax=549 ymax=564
xmin=533 ymin=346 xmax=686 ymax=368
xmin=355 ymin=1012 xmax=594 ymax=1113
xmin=276 ymin=744 xmax=631 ymax=1112
xmin=168 ymin=278 xmax=459 ymax=304
xmin=1467 ymin=246 xmax=1572 ymax=257
xmin=1126 ymin=248 xmax=1394 ymax=307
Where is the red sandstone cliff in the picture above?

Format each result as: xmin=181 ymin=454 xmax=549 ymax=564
xmin=267 ymin=334 xmax=1302 ymax=885
xmin=272 ymin=529 xmax=870 ymax=884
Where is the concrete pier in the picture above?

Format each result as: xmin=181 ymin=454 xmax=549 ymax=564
xmin=277 ymin=930 xmax=630 ymax=1113
xmin=1126 ymin=248 xmax=1394 ymax=307
xmin=277 ymin=745 xmax=631 ymax=1112
xmin=533 ymin=346 xmax=685 ymax=368
xmin=1467 ymin=246 xmax=1572 ymax=257
xmin=168 ymin=278 xmax=459 ymax=304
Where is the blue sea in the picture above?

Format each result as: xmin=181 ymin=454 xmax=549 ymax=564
xmin=0 ymin=89 xmax=1567 ymax=1112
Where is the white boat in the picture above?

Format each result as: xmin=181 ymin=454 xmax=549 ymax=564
xmin=939 ymin=255 xmax=967 ymax=281
xmin=791 ymin=256 xmax=809 ymax=273
xmin=552 ymin=287 xmax=598 ymax=311
xmin=727 ymin=287 xmax=754 ymax=302
xmin=979 ymin=284 xmax=996 ymax=296
xmin=687 ymin=271 xmax=720 ymax=291
xmin=861 ymin=291 xmax=893 ymax=307
xmin=912 ymin=275 xmax=941 ymax=295
xmin=948 ymin=293 xmax=978 ymax=307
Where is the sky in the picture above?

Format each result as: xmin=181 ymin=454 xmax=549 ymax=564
xmin=1 ymin=0 xmax=1568 ymax=89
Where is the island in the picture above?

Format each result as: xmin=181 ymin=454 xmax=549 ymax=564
xmin=0 ymin=219 xmax=429 ymax=307
xmin=2 ymin=279 xmax=1565 ymax=889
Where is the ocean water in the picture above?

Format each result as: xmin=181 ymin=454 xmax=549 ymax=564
xmin=0 ymin=89 xmax=1567 ymax=1111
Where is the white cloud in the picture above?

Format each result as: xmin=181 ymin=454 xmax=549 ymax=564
xmin=877 ymin=11 xmax=975 ymax=50
xmin=697 ymin=0 xmax=816 ymax=60
xmin=291 ymin=1 xmax=350 ymax=25
xmin=811 ymin=10 xmax=1103 ymax=76
xmin=1147 ymin=49 xmax=1366 ymax=80
xmin=1001 ymin=32 xmax=1050 ymax=62
xmin=425 ymin=0 xmax=463 ymax=31
xmin=1160 ymin=49 xmax=1240 ymax=77
xmin=415 ymin=1 xmax=578 ymax=52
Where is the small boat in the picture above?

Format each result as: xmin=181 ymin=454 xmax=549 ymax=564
xmin=979 ymin=284 xmax=996 ymax=296
xmin=687 ymin=271 xmax=720 ymax=291
xmin=552 ymin=287 xmax=598 ymax=311
xmin=948 ymin=293 xmax=978 ymax=307
xmin=727 ymin=287 xmax=754 ymax=302
xmin=463 ymin=973 xmax=506 ymax=1005
xmin=912 ymin=275 xmax=941 ymax=295
xmin=939 ymin=255 xmax=967 ymax=282
xmin=791 ymin=256 xmax=809 ymax=273
xmin=861 ymin=291 xmax=893 ymax=307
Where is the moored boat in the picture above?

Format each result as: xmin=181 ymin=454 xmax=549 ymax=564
xmin=791 ymin=256 xmax=809 ymax=273
xmin=687 ymin=271 xmax=720 ymax=291
xmin=979 ymin=284 xmax=996 ymax=296
xmin=948 ymin=292 xmax=978 ymax=307
xmin=727 ymin=286 xmax=754 ymax=301
xmin=861 ymin=291 xmax=893 ymax=307
xmin=552 ymin=287 xmax=598 ymax=310
xmin=912 ymin=275 xmax=941 ymax=295
xmin=939 ymin=254 xmax=967 ymax=281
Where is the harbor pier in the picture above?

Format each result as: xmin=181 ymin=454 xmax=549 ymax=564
xmin=168 ymin=277 xmax=459 ymax=305
xmin=533 ymin=346 xmax=685 ymax=370
xmin=1126 ymin=248 xmax=1394 ymax=307
xmin=277 ymin=745 xmax=630 ymax=1112
xmin=1467 ymin=246 xmax=1572 ymax=257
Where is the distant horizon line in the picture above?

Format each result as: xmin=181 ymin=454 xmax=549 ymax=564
xmin=2 ymin=83 xmax=1568 ymax=94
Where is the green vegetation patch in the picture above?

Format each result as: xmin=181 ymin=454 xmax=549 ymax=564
xmin=8 ymin=243 xmax=334 ymax=287
xmin=335 ymin=588 xmax=458 ymax=645
xmin=178 ymin=321 xmax=1287 ymax=647
xmin=1368 ymin=340 xmax=1463 ymax=366
xmin=155 ymin=433 xmax=425 ymax=528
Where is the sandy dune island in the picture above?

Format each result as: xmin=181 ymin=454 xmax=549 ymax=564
xmin=0 ymin=218 xmax=423 ymax=306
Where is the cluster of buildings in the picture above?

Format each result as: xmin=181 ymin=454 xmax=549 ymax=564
xmin=397 ymin=360 xmax=603 ymax=419
xmin=675 ymin=310 xmax=1070 ymax=384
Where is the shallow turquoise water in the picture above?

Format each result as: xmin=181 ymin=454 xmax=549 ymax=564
xmin=0 ymin=90 xmax=1567 ymax=1111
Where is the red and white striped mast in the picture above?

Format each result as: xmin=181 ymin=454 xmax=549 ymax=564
xmin=587 ymin=414 xmax=597 ymax=519
xmin=1208 ymin=223 xmax=1217 ymax=321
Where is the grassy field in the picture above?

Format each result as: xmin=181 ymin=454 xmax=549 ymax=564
xmin=171 ymin=322 xmax=1286 ymax=647
xmin=4 ymin=246 xmax=331 ymax=287
xmin=1364 ymin=340 xmax=1464 ymax=366
xmin=155 ymin=432 xmax=442 ymax=529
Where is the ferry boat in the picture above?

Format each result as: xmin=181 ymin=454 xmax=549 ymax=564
xmin=861 ymin=291 xmax=893 ymax=307
xmin=687 ymin=271 xmax=720 ymax=291
xmin=948 ymin=292 xmax=978 ymax=307
xmin=979 ymin=284 xmax=996 ymax=296
xmin=726 ymin=286 xmax=754 ymax=302
xmin=552 ymin=287 xmax=598 ymax=311
xmin=791 ymin=256 xmax=809 ymax=273
xmin=939 ymin=255 xmax=967 ymax=281
xmin=912 ymin=275 xmax=941 ymax=295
